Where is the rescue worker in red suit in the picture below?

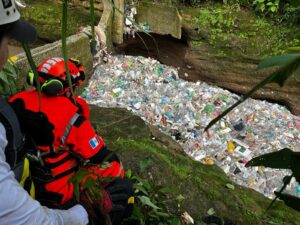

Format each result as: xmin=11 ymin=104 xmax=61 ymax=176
xmin=9 ymin=57 xmax=133 ymax=225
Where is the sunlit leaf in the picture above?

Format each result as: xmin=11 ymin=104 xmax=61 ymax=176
xmin=125 ymin=169 xmax=132 ymax=178
xmin=176 ymin=194 xmax=185 ymax=202
xmin=225 ymin=183 xmax=235 ymax=190
xmin=274 ymin=192 xmax=300 ymax=211
xmin=207 ymin=208 xmax=215 ymax=215
xmin=137 ymin=196 xmax=161 ymax=210
xmin=287 ymin=46 xmax=300 ymax=53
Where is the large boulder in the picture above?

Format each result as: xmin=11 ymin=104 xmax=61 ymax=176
xmin=89 ymin=105 xmax=300 ymax=224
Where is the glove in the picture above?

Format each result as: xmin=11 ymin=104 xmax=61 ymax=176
xmin=80 ymin=178 xmax=134 ymax=225
xmin=105 ymin=178 xmax=134 ymax=225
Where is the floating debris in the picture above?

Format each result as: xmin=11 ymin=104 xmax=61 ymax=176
xmin=82 ymin=55 xmax=300 ymax=199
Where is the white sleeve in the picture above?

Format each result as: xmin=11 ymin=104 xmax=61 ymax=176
xmin=0 ymin=123 xmax=89 ymax=225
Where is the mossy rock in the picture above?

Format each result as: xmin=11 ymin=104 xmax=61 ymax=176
xmin=21 ymin=0 xmax=102 ymax=42
xmin=89 ymin=105 xmax=300 ymax=224
xmin=180 ymin=4 xmax=300 ymax=59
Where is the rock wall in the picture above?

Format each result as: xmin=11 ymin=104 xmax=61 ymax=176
xmin=182 ymin=32 xmax=300 ymax=115
xmin=136 ymin=2 xmax=182 ymax=39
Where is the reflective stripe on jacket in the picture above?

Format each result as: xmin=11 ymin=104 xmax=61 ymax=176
xmin=9 ymin=90 xmax=124 ymax=206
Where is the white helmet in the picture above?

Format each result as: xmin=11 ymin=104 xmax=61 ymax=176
xmin=0 ymin=0 xmax=20 ymax=25
xmin=0 ymin=0 xmax=36 ymax=43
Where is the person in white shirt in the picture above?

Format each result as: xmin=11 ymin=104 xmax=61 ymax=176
xmin=0 ymin=1 xmax=88 ymax=224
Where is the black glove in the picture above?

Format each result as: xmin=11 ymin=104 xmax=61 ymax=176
xmin=105 ymin=178 xmax=134 ymax=225
xmin=80 ymin=178 xmax=134 ymax=225
xmin=10 ymin=98 xmax=54 ymax=146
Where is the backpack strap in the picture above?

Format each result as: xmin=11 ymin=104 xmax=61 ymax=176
xmin=0 ymin=98 xmax=25 ymax=180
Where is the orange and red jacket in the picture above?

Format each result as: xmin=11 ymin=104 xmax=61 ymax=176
xmin=9 ymin=90 xmax=124 ymax=206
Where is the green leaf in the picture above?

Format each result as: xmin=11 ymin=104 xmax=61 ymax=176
xmin=225 ymin=183 xmax=235 ymax=190
xmin=140 ymin=158 xmax=153 ymax=172
xmin=159 ymin=186 xmax=176 ymax=193
xmin=290 ymin=0 xmax=300 ymax=7
xmin=287 ymin=46 xmax=300 ymax=53
xmin=137 ymin=196 xmax=161 ymax=210
xmin=81 ymin=176 xmax=96 ymax=190
xmin=73 ymin=182 xmax=80 ymax=201
xmin=0 ymin=71 xmax=9 ymax=84
xmin=169 ymin=218 xmax=182 ymax=225
xmin=245 ymin=148 xmax=297 ymax=169
xmin=133 ymin=183 xmax=149 ymax=195
xmin=125 ymin=169 xmax=132 ymax=178
xmin=130 ymin=205 xmax=143 ymax=220
xmin=154 ymin=211 xmax=170 ymax=217
xmin=68 ymin=168 xmax=90 ymax=184
xmin=207 ymin=208 xmax=215 ymax=215
xmin=274 ymin=192 xmax=300 ymax=211
xmin=270 ymin=6 xmax=277 ymax=12
xmin=176 ymin=194 xmax=185 ymax=202
xmin=257 ymin=54 xmax=300 ymax=69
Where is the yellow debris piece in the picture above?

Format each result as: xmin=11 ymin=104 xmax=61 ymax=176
xmin=227 ymin=141 xmax=235 ymax=154
xmin=202 ymin=157 xmax=214 ymax=165
xmin=9 ymin=56 xmax=18 ymax=63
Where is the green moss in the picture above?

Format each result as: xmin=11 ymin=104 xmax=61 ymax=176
xmin=21 ymin=0 xmax=102 ymax=42
xmin=89 ymin=106 xmax=300 ymax=224
xmin=180 ymin=3 xmax=300 ymax=59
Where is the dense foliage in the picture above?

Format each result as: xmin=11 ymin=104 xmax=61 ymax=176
xmin=147 ymin=0 xmax=300 ymax=25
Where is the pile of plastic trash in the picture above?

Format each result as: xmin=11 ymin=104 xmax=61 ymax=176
xmin=81 ymin=55 xmax=300 ymax=199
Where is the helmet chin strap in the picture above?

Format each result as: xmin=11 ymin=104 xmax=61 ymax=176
xmin=59 ymin=83 xmax=78 ymax=97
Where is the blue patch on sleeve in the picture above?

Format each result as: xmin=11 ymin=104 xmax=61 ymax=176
xmin=89 ymin=136 xmax=100 ymax=149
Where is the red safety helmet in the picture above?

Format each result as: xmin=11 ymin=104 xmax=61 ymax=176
xmin=27 ymin=57 xmax=85 ymax=96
